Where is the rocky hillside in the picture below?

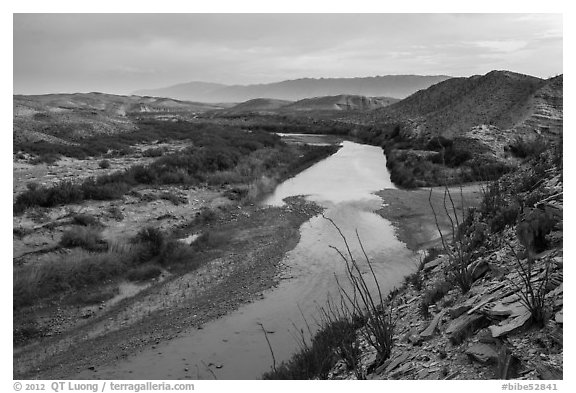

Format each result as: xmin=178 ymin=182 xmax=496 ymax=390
xmin=135 ymin=75 xmax=452 ymax=102
xmin=13 ymin=93 xmax=225 ymax=143
xmin=357 ymin=71 xmax=563 ymax=188
xmin=336 ymin=146 xmax=563 ymax=380
xmin=371 ymin=71 xmax=559 ymax=140
xmin=266 ymin=144 xmax=563 ymax=381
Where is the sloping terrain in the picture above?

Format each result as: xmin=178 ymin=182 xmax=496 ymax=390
xmin=135 ymin=75 xmax=452 ymax=102
xmin=282 ymin=95 xmax=398 ymax=112
xmin=219 ymin=95 xmax=398 ymax=115
xmin=13 ymin=93 xmax=225 ymax=143
xmin=372 ymin=71 xmax=549 ymax=140
xmin=357 ymin=71 xmax=563 ymax=188
xmin=218 ymin=98 xmax=294 ymax=114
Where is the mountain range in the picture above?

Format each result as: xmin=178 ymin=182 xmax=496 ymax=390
xmin=134 ymin=75 xmax=452 ymax=103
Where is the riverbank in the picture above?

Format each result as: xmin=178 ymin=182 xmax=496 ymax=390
xmin=13 ymin=133 xmax=337 ymax=379
xmin=376 ymin=184 xmax=483 ymax=251
xmin=14 ymin=197 xmax=322 ymax=379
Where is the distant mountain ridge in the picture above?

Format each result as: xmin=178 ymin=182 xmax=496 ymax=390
xmin=134 ymin=75 xmax=452 ymax=103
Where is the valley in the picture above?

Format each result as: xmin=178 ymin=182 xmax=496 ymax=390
xmin=12 ymin=69 xmax=563 ymax=381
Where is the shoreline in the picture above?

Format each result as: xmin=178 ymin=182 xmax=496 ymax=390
xmin=376 ymin=184 xmax=483 ymax=251
xmin=14 ymin=197 xmax=323 ymax=379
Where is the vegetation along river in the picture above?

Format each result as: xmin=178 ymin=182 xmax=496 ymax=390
xmin=85 ymin=137 xmax=418 ymax=379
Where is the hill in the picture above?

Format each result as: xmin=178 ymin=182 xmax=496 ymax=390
xmin=134 ymin=75 xmax=452 ymax=102
xmin=220 ymin=98 xmax=294 ymax=114
xmin=282 ymin=94 xmax=398 ymax=112
xmin=372 ymin=71 xmax=553 ymax=139
xmin=13 ymin=92 xmax=225 ymax=143
xmin=358 ymin=71 xmax=563 ymax=188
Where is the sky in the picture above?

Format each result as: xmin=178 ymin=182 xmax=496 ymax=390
xmin=13 ymin=13 xmax=563 ymax=95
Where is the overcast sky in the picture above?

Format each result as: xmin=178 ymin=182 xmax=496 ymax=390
xmin=13 ymin=13 xmax=562 ymax=95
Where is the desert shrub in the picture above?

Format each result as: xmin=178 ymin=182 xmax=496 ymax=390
xmin=245 ymin=176 xmax=278 ymax=202
xmin=419 ymin=280 xmax=452 ymax=318
xmin=13 ymin=317 xmax=45 ymax=346
xmin=72 ymin=213 xmax=99 ymax=227
xmin=13 ymin=249 xmax=132 ymax=309
xmin=430 ymin=145 xmax=472 ymax=167
xmin=108 ymin=206 xmax=125 ymax=221
xmin=59 ymin=226 xmax=107 ymax=252
xmin=223 ymin=186 xmax=249 ymax=201
xmin=142 ymin=147 xmax=164 ymax=157
xmin=262 ymin=318 xmax=360 ymax=380
xmin=30 ymin=153 xmax=60 ymax=165
xmin=516 ymin=208 xmax=558 ymax=254
xmin=13 ymin=226 xmax=33 ymax=239
xmin=98 ymin=159 xmax=111 ymax=169
xmin=426 ymin=136 xmax=454 ymax=151
xmin=508 ymin=136 xmax=548 ymax=159
xmin=406 ymin=272 xmax=424 ymax=291
xmin=133 ymin=227 xmax=166 ymax=258
xmin=126 ymin=264 xmax=162 ymax=281
xmin=195 ymin=207 xmax=218 ymax=224
xmin=159 ymin=241 xmax=200 ymax=267
xmin=160 ymin=192 xmax=187 ymax=205
xmin=423 ymin=247 xmax=442 ymax=265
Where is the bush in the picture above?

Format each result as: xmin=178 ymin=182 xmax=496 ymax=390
xmin=195 ymin=207 xmax=218 ymax=224
xmin=160 ymin=192 xmax=187 ymax=205
xmin=419 ymin=281 xmax=452 ymax=318
xmin=126 ymin=264 xmax=162 ymax=281
xmin=133 ymin=227 xmax=166 ymax=258
xmin=72 ymin=213 xmax=99 ymax=227
xmin=508 ymin=136 xmax=547 ymax=159
xmin=263 ymin=318 xmax=360 ymax=379
xmin=142 ymin=147 xmax=164 ymax=157
xmin=59 ymin=226 xmax=106 ymax=251
xmin=98 ymin=159 xmax=111 ymax=169
xmin=30 ymin=153 xmax=60 ymax=165
xmin=13 ymin=248 xmax=132 ymax=309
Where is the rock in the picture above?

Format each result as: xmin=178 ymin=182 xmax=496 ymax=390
xmin=486 ymin=300 xmax=528 ymax=318
xmin=465 ymin=343 xmax=498 ymax=364
xmin=420 ymin=309 xmax=447 ymax=339
xmin=446 ymin=313 xmax=490 ymax=344
xmin=536 ymin=364 xmax=563 ymax=380
xmin=555 ymin=308 xmax=563 ymax=323
xmin=468 ymin=259 xmax=490 ymax=282
xmin=424 ymin=257 xmax=445 ymax=272
xmin=495 ymin=346 xmax=521 ymax=379
xmin=489 ymin=311 xmax=532 ymax=338
xmin=448 ymin=304 xmax=471 ymax=319
xmin=379 ymin=352 xmax=410 ymax=375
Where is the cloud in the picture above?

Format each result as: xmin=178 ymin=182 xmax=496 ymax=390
xmin=13 ymin=13 xmax=563 ymax=94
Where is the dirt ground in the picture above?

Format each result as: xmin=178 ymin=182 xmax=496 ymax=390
xmin=13 ymin=194 xmax=321 ymax=379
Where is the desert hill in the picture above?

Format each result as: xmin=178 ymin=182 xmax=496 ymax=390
xmin=13 ymin=92 xmax=226 ymax=143
xmin=372 ymin=71 xmax=560 ymax=140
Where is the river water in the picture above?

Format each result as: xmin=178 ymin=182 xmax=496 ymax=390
xmin=87 ymin=138 xmax=417 ymax=380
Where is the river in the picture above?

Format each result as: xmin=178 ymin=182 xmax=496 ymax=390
xmin=86 ymin=138 xmax=418 ymax=380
